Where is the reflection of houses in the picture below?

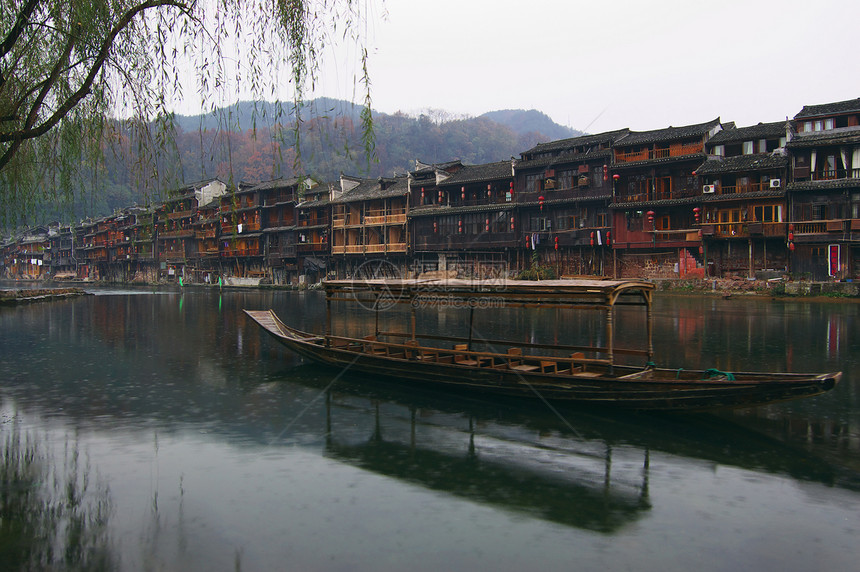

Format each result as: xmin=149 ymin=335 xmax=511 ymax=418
xmin=786 ymin=98 xmax=860 ymax=280
xmin=696 ymin=121 xmax=789 ymax=277
xmin=331 ymin=174 xmax=410 ymax=276
xmin=296 ymin=180 xmax=331 ymax=283
xmin=517 ymin=130 xmax=628 ymax=276
xmin=612 ymin=120 xmax=722 ymax=278
xmin=410 ymin=160 xmax=516 ymax=276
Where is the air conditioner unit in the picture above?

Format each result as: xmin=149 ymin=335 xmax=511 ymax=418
xmin=769 ymin=179 xmax=782 ymax=188
xmin=702 ymin=185 xmax=715 ymax=194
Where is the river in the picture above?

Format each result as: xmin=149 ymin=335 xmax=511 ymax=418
xmin=0 ymin=283 xmax=858 ymax=571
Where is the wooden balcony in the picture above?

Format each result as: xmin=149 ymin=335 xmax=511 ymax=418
xmin=614 ymin=187 xmax=699 ymax=203
xmin=221 ymin=247 xmax=263 ymax=257
xmin=615 ymin=142 xmax=704 ymax=163
xmin=331 ymin=242 xmax=407 ymax=255
xmin=221 ymin=221 xmax=261 ymax=233
xmin=195 ymin=229 xmax=218 ymax=239
xmin=364 ymin=212 xmax=407 ymax=225
xmin=297 ymin=242 xmax=328 ymax=252
xmin=159 ymin=230 xmax=194 ymax=239
xmin=713 ymin=181 xmax=781 ymax=195
xmin=165 ymin=210 xmax=193 ymax=220
xmin=702 ymin=222 xmax=785 ymax=239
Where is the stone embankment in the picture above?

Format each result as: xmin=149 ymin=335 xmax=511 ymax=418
xmin=0 ymin=288 xmax=90 ymax=304
xmin=656 ymin=277 xmax=860 ymax=298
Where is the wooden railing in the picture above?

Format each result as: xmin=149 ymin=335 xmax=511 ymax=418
xmin=331 ymin=242 xmax=407 ymax=255
xmin=615 ymin=142 xmax=703 ymax=163
xmin=714 ymin=181 xmax=780 ymax=195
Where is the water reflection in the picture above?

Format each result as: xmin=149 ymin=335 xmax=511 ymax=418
xmin=0 ymin=408 xmax=114 ymax=570
xmin=1 ymin=287 xmax=859 ymax=570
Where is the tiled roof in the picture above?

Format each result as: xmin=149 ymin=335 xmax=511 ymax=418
xmin=521 ymin=129 xmax=630 ymax=157
xmin=610 ymin=196 xmax=701 ymax=209
xmin=408 ymin=203 xmax=514 ymax=218
xmin=787 ymin=179 xmax=860 ymax=192
xmin=247 ymin=177 xmax=301 ymax=192
xmin=694 ymin=154 xmax=787 ymax=175
xmin=516 ymin=149 xmax=612 ymax=170
xmin=794 ymin=98 xmax=860 ymax=119
xmin=615 ymin=118 xmax=721 ymax=146
xmin=438 ymin=161 xmax=513 ymax=186
xmin=333 ymin=175 xmax=409 ymax=203
xmin=707 ymin=121 xmax=787 ymax=145
xmin=786 ymin=128 xmax=860 ymax=148
xmin=701 ymin=189 xmax=786 ymax=203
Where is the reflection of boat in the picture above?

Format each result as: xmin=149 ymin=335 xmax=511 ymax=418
xmin=321 ymin=390 xmax=652 ymax=532
xmin=245 ymin=278 xmax=841 ymax=410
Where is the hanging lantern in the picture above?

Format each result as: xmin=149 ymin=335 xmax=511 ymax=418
xmin=699 ymin=245 xmax=704 ymax=254
xmin=458 ymin=219 xmax=463 ymax=233
xmin=485 ymin=218 xmax=490 ymax=232
xmin=789 ymin=242 xmax=796 ymax=251
xmin=613 ymin=174 xmax=620 ymax=181
xmin=461 ymin=186 xmax=465 ymax=200
xmin=509 ymin=181 xmax=514 ymax=197
xmin=438 ymin=190 xmax=443 ymax=203
xmin=525 ymin=235 xmax=530 ymax=248
xmin=590 ymin=231 xmax=595 ymax=246
xmin=554 ymin=236 xmax=559 ymax=251
xmin=606 ymin=230 xmax=611 ymax=244
xmin=487 ymin=184 xmax=492 ymax=198
xmin=510 ymin=216 xmax=515 ymax=230
xmin=433 ymin=220 xmax=438 ymax=233
xmin=603 ymin=164 xmax=608 ymax=181
xmin=693 ymin=207 xmax=701 ymax=223
xmin=788 ymin=231 xmax=794 ymax=241
xmin=539 ymin=195 xmax=545 ymax=211
xmin=646 ymin=210 xmax=655 ymax=223
xmin=788 ymin=223 xmax=794 ymax=232
xmin=421 ymin=187 xmax=425 ymax=201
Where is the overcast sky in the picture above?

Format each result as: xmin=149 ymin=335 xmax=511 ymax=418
xmin=307 ymin=0 xmax=859 ymax=134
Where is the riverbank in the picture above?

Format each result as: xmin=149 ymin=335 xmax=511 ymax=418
xmin=0 ymin=287 xmax=90 ymax=304
xmin=655 ymin=277 xmax=860 ymax=298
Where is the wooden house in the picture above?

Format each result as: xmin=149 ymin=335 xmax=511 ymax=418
xmin=156 ymin=179 xmax=228 ymax=281
xmin=695 ymin=121 xmax=789 ymax=277
xmin=410 ymin=160 xmax=516 ymax=276
xmin=296 ymin=180 xmax=331 ymax=283
xmin=218 ymin=181 xmax=266 ymax=280
xmin=516 ymin=130 xmax=628 ymax=276
xmin=331 ymin=174 xmax=410 ymax=277
xmin=786 ymin=98 xmax=860 ymax=280
xmin=610 ymin=119 xmax=723 ymax=278
xmin=256 ymin=178 xmax=301 ymax=284
xmin=47 ymin=223 xmax=76 ymax=279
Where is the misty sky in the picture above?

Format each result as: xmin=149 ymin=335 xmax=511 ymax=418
xmin=327 ymin=0 xmax=860 ymax=133
xmin=173 ymin=0 xmax=860 ymax=135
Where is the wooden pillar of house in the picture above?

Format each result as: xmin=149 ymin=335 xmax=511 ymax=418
xmin=606 ymin=304 xmax=615 ymax=375
xmin=749 ymin=239 xmax=754 ymax=279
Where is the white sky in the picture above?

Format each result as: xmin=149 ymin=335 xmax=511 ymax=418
xmin=306 ymin=0 xmax=860 ymax=134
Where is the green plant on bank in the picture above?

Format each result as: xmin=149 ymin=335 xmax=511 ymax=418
xmin=0 ymin=0 xmax=376 ymax=229
xmin=516 ymin=251 xmax=558 ymax=280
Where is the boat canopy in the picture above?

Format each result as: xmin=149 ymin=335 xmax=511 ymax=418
xmin=323 ymin=278 xmax=654 ymax=310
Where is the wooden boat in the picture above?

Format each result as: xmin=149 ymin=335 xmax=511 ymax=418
xmin=244 ymin=278 xmax=841 ymax=411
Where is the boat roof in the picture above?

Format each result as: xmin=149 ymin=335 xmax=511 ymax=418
xmin=324 ymin=278 xmax=653 ymax=308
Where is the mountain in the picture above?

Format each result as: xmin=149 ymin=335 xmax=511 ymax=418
xmin=480 ymin=109 xmax=583 ymax=141
xmin=22 ymin=100 xmax=582 ymax=226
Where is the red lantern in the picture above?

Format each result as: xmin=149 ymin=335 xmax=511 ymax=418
xmin=612 ymin=174 xmax=620 ymax=181
xmin=693 ymin=207 xmax=701 ymax=223
xmin=789 ymin=223 xmax=794 ymax=232
xmin=788 ymin=231 xmax=794 ymax=241
xmin=554 ymin=236 xmax=559 ymax=251
xmin=646 ymin=210 xmax=655 ymax=223
xmin=510 ymin=216 xmax=515 ymax=230
xmin=603 ymin=164 xmax=608 ymax=182
xmin=539 ymin=195 xmax=545 ymax=211
xmin=509 ymin=181 xmax=514 ymax=197
xmin=438 ymin=190 xmax=443 ymax=203
xmin=699 ymin=246 xmax=704 ymax=254
xmin=485 ymin=218 xmax=490 ymax=232
xmin=421 ymin=187 xmax=425 ymax=201
xmin=461 ymin=186 xmax=465 ymax=200
xmin=789 ymin=242 xmax=796 ymax=251
xmin=607 ymin=230 xmax=611 ymax=244
xmin=433 ymin=220 xmax=438 ymax=233
xmin=525 ymin=235 xmax=530 ymax=248
xmin=590 ymin=231 xmax=595 ymax=246
xmin=458 ymin=219 xmax=463 ymax=233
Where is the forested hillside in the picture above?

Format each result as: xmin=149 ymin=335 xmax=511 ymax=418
xmin=30 ymin=99 xmax=583 ymax=225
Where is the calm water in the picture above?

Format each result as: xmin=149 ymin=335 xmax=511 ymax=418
xmin=1 ymin=284 xmax=859 ymax=571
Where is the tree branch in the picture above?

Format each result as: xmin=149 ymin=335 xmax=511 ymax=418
xmin=0 ymin=0 xmax=190 ymax=171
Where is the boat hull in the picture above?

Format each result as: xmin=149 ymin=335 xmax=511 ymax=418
xmin=244 ymin=310 xmax=840 ymax=411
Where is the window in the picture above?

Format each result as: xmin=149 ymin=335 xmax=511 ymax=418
xmin=713 ymin=145 xmax=725 ymax=156
xmin=753 ymin=205 xmax=783 ymax=222
xmin=742 ymin=141 xmax=754 ymax=155
xmin=812 ymin=204 xmax=827 ymax=220
xmin=525 ymin=174 xmax=541 ymax=193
